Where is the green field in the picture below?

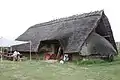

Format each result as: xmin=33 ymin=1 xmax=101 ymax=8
xmin=0 ymin=57 xmax=120 ymax=80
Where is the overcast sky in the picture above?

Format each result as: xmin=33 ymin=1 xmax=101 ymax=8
xmin=0 ymin=0 xmax=120 ymax=42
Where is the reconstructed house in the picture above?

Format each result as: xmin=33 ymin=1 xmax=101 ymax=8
xmin=12 ymin=10 xmax=118 ymax=61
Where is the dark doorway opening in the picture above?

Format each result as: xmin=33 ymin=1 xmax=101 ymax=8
xmin=38 ymin=40 xmax=63 ymax=60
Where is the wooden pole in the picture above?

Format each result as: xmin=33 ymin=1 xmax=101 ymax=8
xmin=30 ymin=41 xmax=32 ymax=61
xmin=1 ymin=47 xmax=3 ymax=62
xmin=10 ymin=47 xmax=12 ymax=53
xmin=118 ymin=42 xmax=120 ymax=53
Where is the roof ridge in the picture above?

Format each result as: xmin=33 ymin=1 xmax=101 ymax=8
xmin=31 ymin=10 xmax=104 ymax=28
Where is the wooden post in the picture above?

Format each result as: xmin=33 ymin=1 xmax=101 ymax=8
xmin=116 ymin=42 xmax=120 ymax=53
xmin=30 ymin=41 xmax=32 ymax=61
xmin=1 ymin=47 xmax=3 ymax=62
xmin=51 ymin=44 xmax=55 ymax=54
xmin=10 ymin=47 xmax=12 ymax=53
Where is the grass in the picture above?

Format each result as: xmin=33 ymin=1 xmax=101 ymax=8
xmin=73 ymin=59 xmax=107 ymax=65
xmin=0 ymin=57 xmax=120 ymax=80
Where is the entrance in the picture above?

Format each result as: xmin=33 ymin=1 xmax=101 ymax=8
xmin=38 ymin=40 xmax=63 ymax=60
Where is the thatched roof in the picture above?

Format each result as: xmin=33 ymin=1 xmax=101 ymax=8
xmin=13 ymin=10 xmax=117 ymax=53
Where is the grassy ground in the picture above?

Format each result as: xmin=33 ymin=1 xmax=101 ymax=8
xmin=0 ymin=57 xmax=120 ymax=80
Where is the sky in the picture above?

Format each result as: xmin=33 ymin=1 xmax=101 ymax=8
xmin=0 ymin=0 xmax=120 ymax=42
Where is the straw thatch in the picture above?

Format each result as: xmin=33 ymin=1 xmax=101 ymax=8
xmin=12 ymin=10 xmax=117 ymax=54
